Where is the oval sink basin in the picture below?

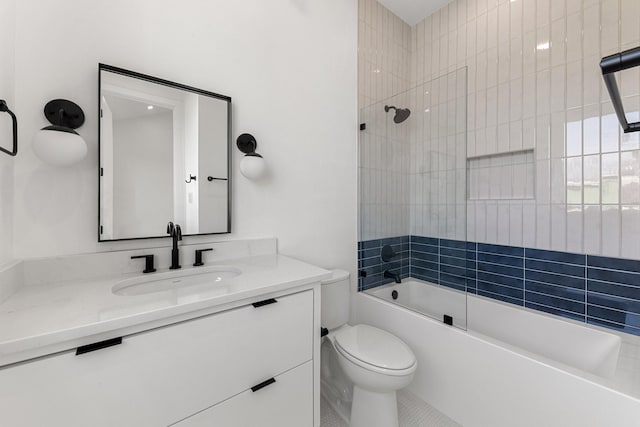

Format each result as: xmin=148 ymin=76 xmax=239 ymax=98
xmin=113 ymin=267 xmax=241 ymax=296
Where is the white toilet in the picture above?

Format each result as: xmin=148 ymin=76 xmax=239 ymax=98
xmin=321 ymin=270 xmax=417 ymax=427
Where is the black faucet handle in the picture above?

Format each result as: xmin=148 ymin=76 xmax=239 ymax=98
xmin=381 ymin=245 xmax=398 ymax=262
xmin=166 ymin=221 xmax=174 ymax=235
xmin=175 ymin=224 xmax=182 ymax=240
xmin=194 ymin=248 xmax=214 ymax=267
xmin=131 ymin=254 xmax=156 ymax=273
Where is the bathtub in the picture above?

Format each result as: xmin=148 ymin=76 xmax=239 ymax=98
xmin=367 ymin=280 xmax=621 ymax=378
xmin=357 ymin=279 xmax=640 ymax=427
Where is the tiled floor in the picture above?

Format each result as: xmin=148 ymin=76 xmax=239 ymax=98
xmin=321 ymin=390 xmax=461 ymax=427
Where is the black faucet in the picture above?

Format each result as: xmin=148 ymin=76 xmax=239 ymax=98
xmin=384 ymin=270 xmax=401 ymax=284
xmin=167 ymin=222 xmax=182 ymax=270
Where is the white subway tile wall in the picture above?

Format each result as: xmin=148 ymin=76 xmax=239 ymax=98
xmin=358 ymin=0 xmax=412 ymax=109
xmin=417 ymin=0 xmax=640 ymax=256
xmin=358 ymin=0 xmax=412 ymax=241
xmin=359 ymin=69 xmax=467 ymax=241
xmin=359 ymin=92 xmax=411 ymax=241
xmin=359 ymin=0 xmax=640 ymax=260
xmin=407 ymin=69 xmax=468 ymax=241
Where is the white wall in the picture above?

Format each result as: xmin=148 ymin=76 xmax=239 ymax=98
xmin=0 ymin=0 xmax=16 ymax=266
xmin=99 ymin=97 xmax=114 ymax=240
xmin=112 ymin=112 xmax=174 ymax=239
xmin=10 ymin=0 xmax=358 ymax=275
xmin=183 ymin=93 xmax=200 ymax=234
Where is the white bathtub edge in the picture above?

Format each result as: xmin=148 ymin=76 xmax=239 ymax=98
xmin=355 ymin=292 xmax=640 ymax=427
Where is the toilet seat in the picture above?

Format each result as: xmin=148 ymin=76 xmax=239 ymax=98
xmin=333 ymin=325 xmax=416 ymax=376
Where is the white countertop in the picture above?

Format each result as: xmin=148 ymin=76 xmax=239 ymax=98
xmin=0 ymin=254 xmax=331 ymax=367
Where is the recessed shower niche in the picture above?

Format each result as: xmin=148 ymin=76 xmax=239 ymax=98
xmin=467 ymin=150 xmax=535 ymax=201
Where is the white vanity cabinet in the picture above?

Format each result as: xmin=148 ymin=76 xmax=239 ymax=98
xmin=175 ymin=361 xmax=313 ymax=427
xmin=0 ymin=289 xmax=317 ymax=427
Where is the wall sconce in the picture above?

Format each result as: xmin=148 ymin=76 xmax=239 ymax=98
xmin=236 ymin=133 xmax=266 ymax=179
xmin=32 ymin=99 xmax=87 ymax=166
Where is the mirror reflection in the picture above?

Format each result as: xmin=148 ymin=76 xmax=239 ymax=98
xmin=98 ymin=65 xmax=231 ymax=241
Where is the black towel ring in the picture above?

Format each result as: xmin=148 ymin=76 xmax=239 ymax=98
xmin=0 ymin=100 xmax=17 ymax=157
xmin=601 ymin=46 xmax=640 ymax=133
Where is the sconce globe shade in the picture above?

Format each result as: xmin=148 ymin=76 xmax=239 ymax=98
xmin=240 ymin=154 xmax=266 ymax=180
xmin=32 ymin=127 xmax=87 ymax=167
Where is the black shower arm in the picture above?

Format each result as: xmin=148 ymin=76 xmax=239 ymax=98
xmin=600 ymin=47 xmax=640 ymax=134
xmin=0 ymin=100 xmax=17 ymax=157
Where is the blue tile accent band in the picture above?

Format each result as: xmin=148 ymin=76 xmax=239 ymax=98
xmin=358 ymin=235 xmax=640 ymax=337
xmin=358 ymin=236 xmax=410 ymax=290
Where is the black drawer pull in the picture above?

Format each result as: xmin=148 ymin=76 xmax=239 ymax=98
xmin=251 ymin=377 xmax=276 ymax=392
xmin=252 ymin=298 xmax=278 ymax=308
xmin=76 ymin=337 xmax=122 ymax=355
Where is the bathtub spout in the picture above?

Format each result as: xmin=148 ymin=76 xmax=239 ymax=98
xmin=384 ymin=270 xmax=402 ymax=284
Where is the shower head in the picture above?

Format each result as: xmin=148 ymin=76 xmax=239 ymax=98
xmin=384 ymin=105 xmax=411 ymax=123
xmin=394 ymin=108 xmax=411 ymax=123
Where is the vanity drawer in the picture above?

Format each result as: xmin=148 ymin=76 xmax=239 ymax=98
xmin=0 ymin=290 xmax=313 ymax=427
xmin=174 ymin=360 xmax=313 ymax=427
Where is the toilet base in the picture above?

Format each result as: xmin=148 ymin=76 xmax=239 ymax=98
xmin=350 ymin=386 xmax=398 ymax=427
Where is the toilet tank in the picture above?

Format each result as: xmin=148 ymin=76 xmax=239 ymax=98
xmin=321 ymin=269 xmax=351 ymax=330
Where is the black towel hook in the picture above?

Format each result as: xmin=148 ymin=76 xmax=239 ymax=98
xmin=0 ymin=100 xmax=17 ymax=157
xmin=185 ymin=174 xmax=197 ymax=183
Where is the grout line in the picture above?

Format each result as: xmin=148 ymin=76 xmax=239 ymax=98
xmin=523 ymin=241 xmax=527 ymax=306
xmin=587 ymin=265 xmax=640 ymax=276
xmin=477 ymin=279 xmax=523 ymax=292
xmin=588 ymin=276 xmax=640 ymax=290
xmin=525 ymin=277 xmax=585 ymax=291
xmin=524 ymin=267 xmax=585 ymax=281
xmin=586 ymin=316 xmax=640 ymax=333
xmin=588 ymin=290 xmax=640 ymax=305
xmin=476 ymin=250 xmax=525 ymax=259
xmin=477 ymin=267 xmax=523 ymax=280
xmin=585 ymin=253 xmax=588 ymax=322
xmin=437 ymin=238 xmax=441 ymax=284
xmin=477 ymin=289 xmax=523 ymax=306
xmin=477 ymin=258 xmax=524 ymax=269
xmin=588 ymin=301 xmax=640 ymax=317
xmin=526 ymin=289 xmax=586 ymax=305
xmin=475 ymin=242 xmax=478 ymax=293
xmin=526 ymin=301 xmax=585 ymax=320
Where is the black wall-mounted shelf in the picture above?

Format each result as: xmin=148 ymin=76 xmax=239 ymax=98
xmin=601 ymin=47 xmax=640 ymax=134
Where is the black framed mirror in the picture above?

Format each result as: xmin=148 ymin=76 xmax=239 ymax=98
xmin=98 ymin=64 xmax=231 ymax=241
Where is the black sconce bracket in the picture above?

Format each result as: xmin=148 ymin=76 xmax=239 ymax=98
xmin=0 ymin=100 xmax=18 ymax=157
xmin=601 ymin=47 xmax=640 ymax=133
xmin=43 ymin=99 xmax=85 ymax=130
xmin=236 ymin=133 xmax=263 ymax=158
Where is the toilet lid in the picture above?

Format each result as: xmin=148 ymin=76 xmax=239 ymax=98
xmin=334 ymin=325 xmax=416 ymax=371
